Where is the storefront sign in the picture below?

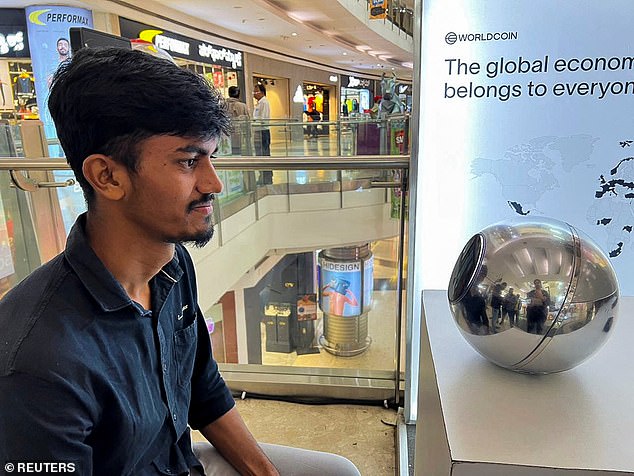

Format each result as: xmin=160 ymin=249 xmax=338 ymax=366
xmin=341 ymin=74 xmax=373 ymax=89
xmin=155 ymin=34 xmax=190 ymax=55
xmin=397 ymin=83 xmax=412 ymax=95
xmin=119 ymin=18 xmax=243 ymax=69
xmin=198 ymin=42 xmax=242 ymax=69
xmin=0 ymin=9 xmax=30 ymax=57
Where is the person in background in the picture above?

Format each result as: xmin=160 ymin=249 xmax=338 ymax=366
xmin=305 ymin=103 xmax=321 ymax=139
xmin=370 ymin=95 xmax=382 ymax=119
xmin=0 ymin=47 xmax=360 ymax=476
xmin=502 ymin=287 xmax=519 ymax=328
xmin=379 ymin=92 xmax=400 ymax=117
xmin=489 ymin=281 xmax=507 ymax=331
xmin=526 ymin=279 xmax=551 ymax=334
xmin=226 ymin=86 xmax=249 ymax=156
xmin=253 ymin=83 xmax=272 ymax=184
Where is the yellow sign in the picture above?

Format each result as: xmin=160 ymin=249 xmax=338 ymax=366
xmin=369 ymin=0 xmax=387 ymax=19
xmin=28 ymin=9 xmax=51 ymax=25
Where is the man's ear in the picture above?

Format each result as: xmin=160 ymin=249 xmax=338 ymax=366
xmin=82 ymin=154 xmax=130 ymax=201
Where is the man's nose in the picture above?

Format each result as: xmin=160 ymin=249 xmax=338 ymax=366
xmin=198 ymin=159 xmax=223 ymax=194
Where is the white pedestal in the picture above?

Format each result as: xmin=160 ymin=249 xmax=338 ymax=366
xmin=415 ymin=290 xmax=634 ymax=476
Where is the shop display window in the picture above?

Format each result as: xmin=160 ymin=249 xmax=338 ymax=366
xmin=175 ymin=58 xmax=240 ymax=99
xmin=6 ymin=61 xmax=38 ymax=120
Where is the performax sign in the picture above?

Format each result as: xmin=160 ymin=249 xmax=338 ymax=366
xmin=119 ymin=18 xmax=243 ymax=70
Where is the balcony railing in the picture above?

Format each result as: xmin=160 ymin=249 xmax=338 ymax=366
xmin=0 ymin=121 xmax=410 ymax=406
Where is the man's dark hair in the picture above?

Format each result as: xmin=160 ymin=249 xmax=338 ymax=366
xmin=228 ymin=86 xmax=240 ymax=99
xmin=57 ymin=37 xmax=69 ymax=46
xmin=48 ymin=47 xmax=230 ymax=205
xmin=255 ymin=83 xmax=266 ymax=95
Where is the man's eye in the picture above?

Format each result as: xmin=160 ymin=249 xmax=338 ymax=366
xmin=181 ymin=159 xmax=197 ymax=168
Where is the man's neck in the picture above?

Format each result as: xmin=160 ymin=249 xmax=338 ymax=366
xmin=85 ymin=212 xmax=175 ymax=309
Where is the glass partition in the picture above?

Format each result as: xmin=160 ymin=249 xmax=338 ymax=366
xmin=217 ymin=116 xmax=410 ymax=159
xmin=0 ymin=121 xmax=409 ymax=403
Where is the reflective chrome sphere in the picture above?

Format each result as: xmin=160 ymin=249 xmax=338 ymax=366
xmin=448 ymin=217 xmax=619 ymax=374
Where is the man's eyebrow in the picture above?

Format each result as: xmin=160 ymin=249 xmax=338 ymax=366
xmin=175 ymin=145 xmax=210 ymax=156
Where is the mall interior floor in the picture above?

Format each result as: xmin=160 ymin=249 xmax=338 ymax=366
xmin=193 ymin=398 xmax=397 ymax=475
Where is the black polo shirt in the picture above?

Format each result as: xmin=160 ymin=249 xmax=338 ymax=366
xmin=0 ymin=214 xmax=234 ymax=475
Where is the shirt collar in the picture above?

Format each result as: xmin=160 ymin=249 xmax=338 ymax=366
xmin=64 ymin=213 xmax=184 ymax=313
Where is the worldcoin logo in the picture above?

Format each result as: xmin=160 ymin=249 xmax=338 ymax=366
xmin=445 ymin=32 xmax=457 ymax=45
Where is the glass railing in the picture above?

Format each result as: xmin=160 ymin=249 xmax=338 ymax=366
xmin=386 ymin=0 xmax=414 ymax=36
xmin=355 ymin=0 xmax=414 ymax=36
xmin=218 ymin=116 xmax=410 ymax=158
xmin=0 ymin=122 xmax=410 ymax=405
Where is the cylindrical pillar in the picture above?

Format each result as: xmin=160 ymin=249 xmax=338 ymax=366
xmin=318 ymin=244 xmax=374 ymax=356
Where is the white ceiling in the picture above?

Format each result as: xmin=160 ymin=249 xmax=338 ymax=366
xmin=135 ymin=0 xmax=415 ymax=78
xmin=5 ymin=0 xmax=415 ymax=80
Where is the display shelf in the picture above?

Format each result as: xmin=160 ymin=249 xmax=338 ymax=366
xmin=415 ymin=290 xmax=634 ymax=476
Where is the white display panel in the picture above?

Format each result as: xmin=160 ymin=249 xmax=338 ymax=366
xmin=414 ymin=0 xmax=634 ymax=295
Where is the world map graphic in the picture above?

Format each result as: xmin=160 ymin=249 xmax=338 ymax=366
xmin=471 ymin=134 xmax=634 ymax=258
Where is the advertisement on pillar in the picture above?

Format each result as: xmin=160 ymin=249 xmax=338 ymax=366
xmin=319 ymin=258 xmax=362 ymax=318
xmin=26 ymin=6 xmax=92 ymax=146
xmin=416 ymin=0 xmax=634 ymax=295
xmin=26 ymin=6 xmax=93 ymax=233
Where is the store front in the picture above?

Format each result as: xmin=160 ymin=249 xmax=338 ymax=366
xmin=119 ymin=18 xmax=245 ymax=100
xmin=302 ymin=81 xmax=334 ymax=137
xmin=0 ymin=9 xmax=34 ymax=122
xmin=340 ymin=74 xmax=376 ymax=117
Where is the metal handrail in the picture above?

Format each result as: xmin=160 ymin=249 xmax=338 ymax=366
xmin=0 ymin=156 xmax=410 ymax=171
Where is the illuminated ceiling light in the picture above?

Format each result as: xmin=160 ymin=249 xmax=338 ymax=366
xmin=356 ymin=45 xmax=371 ymax=52
xmin=401 ymin=61 xmax=413 ymax=68
xmin=342 ymin=52 xmax=348 ymax=55
xmin=291 ymin=32 xmax=298 ymax=36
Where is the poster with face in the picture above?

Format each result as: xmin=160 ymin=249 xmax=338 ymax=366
xmin=26 ymin=6 xmax=94 ymax=234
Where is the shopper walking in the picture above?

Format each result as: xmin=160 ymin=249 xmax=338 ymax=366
xmin=226 ymin=86 xmax=249 ymax=155
xmin=253 ymin=83 xmax=272 ymax=184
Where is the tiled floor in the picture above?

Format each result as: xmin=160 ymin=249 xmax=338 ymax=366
xmin=260 ymin=289 xmax=402 ymax=371
xmin=193 ymin=398 xmax=397 ymax=476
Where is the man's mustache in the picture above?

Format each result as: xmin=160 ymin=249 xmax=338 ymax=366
xmin=188 ymin=194 xmax=215 ymax=211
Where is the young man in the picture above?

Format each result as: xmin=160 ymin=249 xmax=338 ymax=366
xmin=252 ymin=83 xmax=272 ymax=184
xmin=0 ymin=48 xmax=359 ymax=476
